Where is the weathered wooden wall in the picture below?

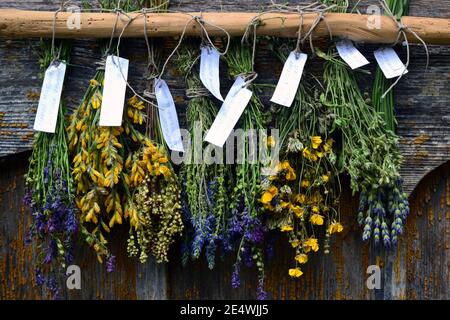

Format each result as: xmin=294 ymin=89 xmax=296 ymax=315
xmin=0 ymin=0 xmax=449 ymax=300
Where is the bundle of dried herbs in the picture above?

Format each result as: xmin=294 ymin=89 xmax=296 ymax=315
xmin=176 ymin=43 xmax=233 ymax=269
xmin=25 ymin=40 xmax=75 ymax=299
xmin=265 ymin=40 xmax=343 ymax=279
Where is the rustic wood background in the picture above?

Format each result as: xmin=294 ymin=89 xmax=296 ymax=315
xmin=0 ymin=0 xmax=449 ymax=299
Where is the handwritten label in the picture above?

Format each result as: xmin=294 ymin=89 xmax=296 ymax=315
xmin=336 ymin=39 xmax=370 ymax=69
xmin=155 ymin=79 xmax=185 ymax=152
xmin=33 ymin=61 xmax=67 ymax=133
xmin=374 ymin=47 xmax=408 ymax=79
xmin=99 ymin=55 xmax=129 ymax=127
xmin=270 ymin=51 xmax=307 ymax=107
xmin=200 ymin=46 xmax=224 ymax=101
xmin=205 ymin=76 xmax=253 ymax=147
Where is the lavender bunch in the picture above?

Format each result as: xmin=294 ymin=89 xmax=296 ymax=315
xmin=177 ymin=44 xmax=233 ymax=269
xmin=358 ymin=180 xmax=409 ymax=247
xmin=24 ymin=40 xmax=77 ymax=299
xmin=228 ymin=199 xmax=268 ymax=300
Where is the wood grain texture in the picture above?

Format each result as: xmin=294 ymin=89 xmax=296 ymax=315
xmin=1 ymin=153 xmax=448 ymax=299
xmin=0 ymin=0 xmax=449 ymax=300
xmin=1 ymin=10 xmax=450 ymax=45
xmin=167 ymin=166 xmax=450 ymax=300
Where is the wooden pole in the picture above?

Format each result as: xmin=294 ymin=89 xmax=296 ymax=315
xmin=0 ymin=9 xmax=450 ymax=45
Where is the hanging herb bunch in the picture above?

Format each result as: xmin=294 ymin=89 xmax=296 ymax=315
xmin=318 ymin=0 xmax=409 ymax=247
xmin=265 ymin=40 xmax=343 ymax=279
xmin=68 ymin=0 xmax=181 ymax=268
xmin=226 ymin=40 xmax=270 ymax=300
xmin=372 ymin=0 xmax=410 ymax=132
xmin=125 ymin=0 xmax=183 ymax=264
xmin=24 ymin=40 xmax=76 ymax=299
xmin=124 ymin=96 xmax=183 ymax=264
xmin=176 ymin=43 xmax=233 ymax=269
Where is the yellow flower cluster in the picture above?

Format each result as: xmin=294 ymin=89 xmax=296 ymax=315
xmin=68 ymin=74 xmax=181 ymax=263
xmin=261 ymin=135 xmax=343 ymax=279
xmin=302 ymin=136 xmax=334 ymax=162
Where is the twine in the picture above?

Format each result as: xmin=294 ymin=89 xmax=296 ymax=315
xmin=108 ymin=2 xmax=161 ymax=109
xmin=301 ymin=11 xmax=333 ymax=55
xmin=50 ymin=0 xmax=77 ymax=62
xmin=157 ymin=12 xmax=231 ymax=83
xmin=294 ymin=9 xmax=305 ymax=53
xmin=186 ymin=87 xmax=212 ymax=99
xmin=379 ymin=0 xmax=429 ymax=99
xmin=241 ymin=16 xmax=261 ymax=77
xmin=237 ymin=71 xmax=258 ymax=88
xmin=195 ymin=14 xmax=231 ymax=56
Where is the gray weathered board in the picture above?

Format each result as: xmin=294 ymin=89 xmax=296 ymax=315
xmin=0 ymin=0 xmax=449 ymax=300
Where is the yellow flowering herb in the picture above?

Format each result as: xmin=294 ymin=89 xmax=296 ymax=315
xmin=288 ymin=268 xmax=303 ymax=278
xmin=303 ymin=237 xmax=319 ymax=252
xmin=291 ymin=205 xmax=304 ymax=218
xmin=328 ymin=221 xmax=344 ymax=234
xmin=280 ymin=225 xmax=294 ymax=232
xmin=311 ymin=136 xmax=323 ymax=149
xmin=267 ymin=135 xmax=276 ymax=148
xmin=310 ymin=213 xmax=324 ymax=226
xmin=261 ymin=185 xmax=278 ymax=204
xmin=291 ymin=239 xmax=300 ymax=248
xmin=295 ymin=254 xmax=308 ymax=264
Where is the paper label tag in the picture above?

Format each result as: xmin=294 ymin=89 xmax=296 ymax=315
xmin=205 ymin=76 xmax=253 ymax=147
xmin=99 ymin=55 xmax=129 ymax=126
xmin=270 ymin=51 xmax=307 ymax=107
xmin=155 ymin=79 xmax=185 ymax=153
xmin=33 ymin=61 xmax=67 ymax=133
xmin=336 ymin=39 xmax=370 ymax=69
xmin=374 ymin=47 xmax=408 ymax=79
xmin=200 ymin=46 xmax=224 ymax=101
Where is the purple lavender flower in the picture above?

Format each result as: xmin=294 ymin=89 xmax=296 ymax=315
xmin=33 ymin=211 xmax=47 ymax=235
xmin=23 ymin=192 xmax=33 ymax=207
xmin=47 ymin=277 xmax=60 ymax=300
xmin=231 ymin=264 xmax=241 ymax=289
xmin=65 ymin=250 xmax=74 ymax=264
xmin=24 ymin=230 xmax=32 ymax=245
xmin=65 ymin=208 xmax=78 ymax=234
xmin=43 ymin=166 xmax=50 ymax=184
xmin=35 ymin=268 xmax=45 ymax=287
xmin=43 ymin=240 xmax=58 ymax=264
xmin=256 ymin=277 xmax=268 ymax=300
xmin=106 ymin=255 xmax=116 ymax=273
xmin=241 ymin=246 xmax=254 ymax=268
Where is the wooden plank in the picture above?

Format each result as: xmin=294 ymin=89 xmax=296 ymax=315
xmin=1 ymin=10 xmax=450 ymax=45
xmin=167 ymin=166 xmax=450 ymax=300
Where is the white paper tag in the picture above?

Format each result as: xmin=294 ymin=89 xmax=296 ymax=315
xmin=374 ymin=47 xmax=408 ymax=79
xmin=155 ymin=79 xmax=185 ymax=153
xmin=336 ymin=39 xmax=370 ymax=69
xmin=99 ymin=55 xmax=129 ymax=126
xmin=200 ymin=46 xmax=224 ymax=101
xmin=33 ymin=61 xmax=67 ymax=133
xmin=205 ymin=76 xmax=253 ymax=147
xmin=270 ymin=51 xmax=307 ymax=107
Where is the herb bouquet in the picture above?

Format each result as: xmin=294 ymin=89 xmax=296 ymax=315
xmin=226 ymin=41 xmax=270 ymax=300
xmin=266 ymin=40 xmax=343 ymax=279
xmin=25 ymin=40 xmax=76 ymax=299
xmin=67 ymin=0 xmax=182 ymax=269
xmin=176 ymin=44 xmax=233 ymax=269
